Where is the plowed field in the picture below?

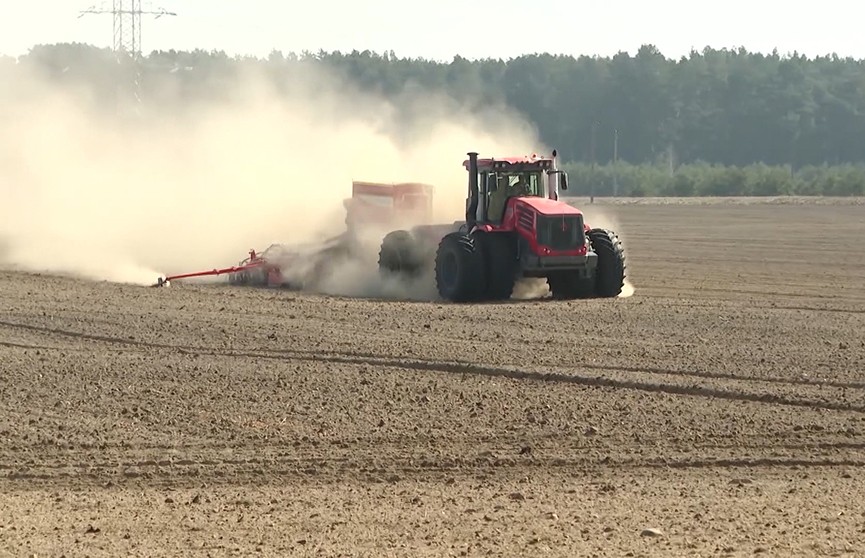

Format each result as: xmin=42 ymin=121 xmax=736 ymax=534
xmin=2 ymin=198 xmax=864 ymax=557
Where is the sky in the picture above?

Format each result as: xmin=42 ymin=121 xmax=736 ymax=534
xmin=1 ymin=0 xmax=864 ymax=61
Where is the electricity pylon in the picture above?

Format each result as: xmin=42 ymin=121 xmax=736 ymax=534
xmin=79 ymin=1 xmax=176 ymax=114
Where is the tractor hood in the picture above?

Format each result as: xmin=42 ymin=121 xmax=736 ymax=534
xmin=517 ymin=196 xmax=582 ymax=216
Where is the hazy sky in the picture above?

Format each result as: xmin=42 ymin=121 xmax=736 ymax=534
xmin=1 ymin=0 xmax=863 ymax=60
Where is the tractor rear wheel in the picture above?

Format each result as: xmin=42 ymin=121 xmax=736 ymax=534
xmin=434 ymin=232 xmax=485 ymax=302
xmin=378 ymin=230 xmax=423 ymax=276
xmin=476 ymin=232 xmax=517 ymax=301
xmin=589 ymin=228 xmax=626 ymax=297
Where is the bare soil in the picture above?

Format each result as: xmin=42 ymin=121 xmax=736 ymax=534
xmin=2 ymin=199 xmax=864 ymax=557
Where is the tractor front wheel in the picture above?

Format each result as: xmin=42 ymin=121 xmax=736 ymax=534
xmin=589 ymin=228 xmax=626 ymax=297
xmin=434 ymin=232 xmax=486 ymax=302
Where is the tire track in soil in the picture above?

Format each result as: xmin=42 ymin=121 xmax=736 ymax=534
xmin=0 ymin=319 xmax=182 ymax=351
xmin=2 ymin=319 xmax=863 ymax=414
xmin=6 ymin=333 xmax=862 ymax=394
xmin=583 ymin=362 xmax=865 ymax=390
xmin=5 ymin=442 xmax=865 ymax=487
xmin=639 ymin=285 xmax=865 ymax=304
xmin=5 ymin=431 xmax=863 ymax=456
xmin=618 ymin=298 xmax=865 ymax=315
xmin=256 ymin=353 xmax=865 ymax=414
xmin=0 ymin=340 xmax=62 ymax=351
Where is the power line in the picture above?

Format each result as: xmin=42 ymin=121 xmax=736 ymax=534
xmin=78 ymin=1 xmax=176 ymax=115
xmin=78 ymin=1 xmax=176 ymax=59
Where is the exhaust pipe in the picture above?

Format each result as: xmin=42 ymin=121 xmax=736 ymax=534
xmin=466 ymin=151 xmax=479 ymax=228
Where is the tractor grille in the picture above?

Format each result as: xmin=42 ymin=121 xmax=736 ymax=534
xmin=516 ymin=206 xmax=534 ymax=232
xmin=536 ymin=214 xmax=585 ymax=251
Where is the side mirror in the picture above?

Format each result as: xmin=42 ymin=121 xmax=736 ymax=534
xmin=560 ymin=172 xmax=569 ymax=191
xmin=486 ymin=174 xmax=498 ymax=193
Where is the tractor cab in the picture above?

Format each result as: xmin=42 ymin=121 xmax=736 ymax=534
xmin=463 ymin=151 xmax=569 ymax=226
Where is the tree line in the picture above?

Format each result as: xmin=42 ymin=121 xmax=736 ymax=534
xmin=561 ymin=161 xmax=865 ymax=197
xmin=6 ymin=43 xmax=865 ymax=196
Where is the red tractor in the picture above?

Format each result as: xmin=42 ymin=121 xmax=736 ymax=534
xmin=377 ymin=150 xmax=626 ymax=302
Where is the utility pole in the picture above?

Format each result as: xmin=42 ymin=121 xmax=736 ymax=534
xmin=668 ymin=143 xmax=674 ymax=177
xmin=590 ymin=120 xmax=598 ymax=203
xmin=79 ymin=1 xmax=176 ymax=113
xmin=613 ymin=128 xmax=619 ymax=197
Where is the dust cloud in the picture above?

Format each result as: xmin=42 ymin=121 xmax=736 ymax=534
xmin=0 ymin=52 xmax=635 ymax=302
xmin=511 ymin=278 xmax=551 ymax=300
xmin=0 ymin=56 xmax=541 ymax=291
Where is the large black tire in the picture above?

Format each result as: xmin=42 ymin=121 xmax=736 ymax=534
xmin=547 ymin=271 xmax=594 ymax=299
xmin=434 ymin=232 xmax=486 ymax=302
xmin=588 ymin=228 xmax=626 ymax=297
xmin=475 ymin=232 xmax=517 ymax=301
xmin=378 ymin=230 xmax=423 ymax=276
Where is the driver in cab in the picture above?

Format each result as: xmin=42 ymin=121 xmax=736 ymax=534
xmin=488 ymin=175 xmax=531 ymax=222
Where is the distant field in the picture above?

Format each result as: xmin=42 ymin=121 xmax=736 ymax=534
xmin=1 ymin=199 xmax=864 ymax=557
